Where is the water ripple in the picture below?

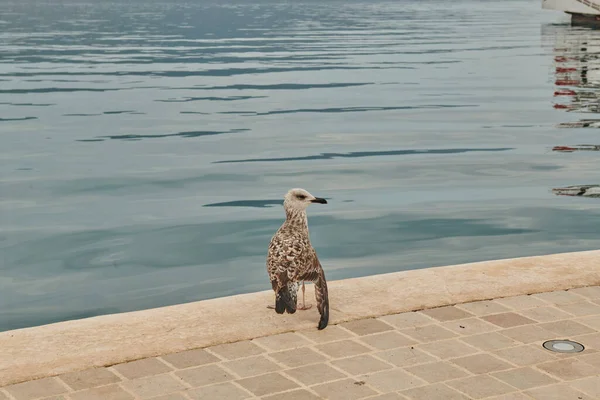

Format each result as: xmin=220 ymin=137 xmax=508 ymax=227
xmin=215 ymin=148 xmax=514 ymax=164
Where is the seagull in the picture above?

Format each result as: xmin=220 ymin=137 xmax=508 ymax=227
xmin=266 ymin=188 xmax=330 ymax=330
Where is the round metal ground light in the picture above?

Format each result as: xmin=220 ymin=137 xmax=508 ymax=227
xmin=543 ymin=340 xmax=585 ymax=353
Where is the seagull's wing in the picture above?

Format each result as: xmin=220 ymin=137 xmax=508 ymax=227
xmin=267 ymin=233 xmax=309 ymax=314
xmin=298 ymin=250 xmax=329 ymax=330
xmin=267 ymin=234 xmax=307 ymax=291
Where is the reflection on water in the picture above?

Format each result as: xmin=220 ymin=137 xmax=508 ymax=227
xmin=548 ymin=23 xmax=600 ymax=123
xmin=553 ymin=144 xmax=600 ymax=151
xmin=544 ymin=23 xmax=600 ymax=198
xmin=552 ymin=185 xmax=600 ymax=198
xmin=214 ymin=148 xmax=513 ymax=164
xmin=2 ymin=0 xmax=600 ymax=332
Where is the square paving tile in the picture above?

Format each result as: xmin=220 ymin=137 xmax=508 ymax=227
xmin=207 ymin=341 xmax=264 ymax=360
xmin=495 ymin=295 xmax=548 ymax=310
xmin=236 ymin=372 xmax=299 ymax=397
xmin=223 ymin=355 xmax=280 ymax=378
xmin=442 ymin=317 xmax=498 ymax=335
xmin=485 ymin=393 xmax=537 ymax=400
xmin=315 ymin=339 xmax=371 ymax=358
xmin=186 ymin=382 xmax=250 ymax=400
xmin=175 ymin=364 xmax=234 ymax=387
xmin=420 ymin=306 xmax=474 ymax=322
xmin=379 ymin=312 xmax=435 ymax=328
xmin=580 ymin=351 xmax=600 ymax=368
xmin=569 ymin=286 xmax=600 ymax=300
xmin=460 ymin=332 xmax=520 ymax=351
xmin=399 ymin=324 xmax=457 ymax=343
xmin=540 ymin=320 xmax=595 ymax=336
xmin=573 ymin=333 xmax=600 ymax=350
xmin=493 ymin=344 xmax=556 ymax=366
xmin=285 ymin=362 xmax=346 ymax=385
xmin=456 ymin=300 xmax=511 ymax=316
xmin=112 ymin=358 xmax=172 ymax=380
xmin=253 ymin=333 xmax=312 ymax=351
xmin=161 ymin=349 xmax=219 ymax=369
xmin=492 ymin=367 xmax=558 ymax=390
xmin=261 ymin=389 xmax=322 ymax=400
xmin=365 ymin=394 xmax=408 ymax=400
xmin=59 ymin=367 xmax=120 ymax=391
xmin=358 ymin=331 xmax=417 ymax=350
xmin=311 ymin=378 xmax=377 ymax=400
xmin=361 ymin=368 xmax=426 ymax=392
xmin=401 ymin=383 xmax=470 ymax=400
xmin=579 ymin=314 xmax=600 ymax=331
xmin=499 ymin=325 xmax=557 ymax=344
xmin=482 ymin=313 xmax=536 ymax=328
xmin=533 ymin=290 xmax=586 ymax=305
xmin=298 ymin=326 xmax=355 ymax=343
xmin=5 ymin=378 xmax=67 ymax=400
xmin=525 ymin=383 xmax=591 ymax=400
xmin=558 ymin=301 xmax=600 ymax=317
xmin=536 ymin=358 xmax=599 ymax=380
xmin=70 ymin=384 xmax=134 ymax=400
xmin=571 ymin=376 xmax=600 ymax=398
xmin=341 ymin=318 xmax=394 ymax=336
xmin=404 ymin=361 xmax=469 ymax=383
xmin=150 ymin=394 xmax=189 ymax=400
xmin=418 ymin=338 xmax=479 ymax=359
xmin=451 ymin=353 xmax=513 ymax=374
xmin=519 ymin=306 xmax=573 ymax=322
xmin=447 ymin=375 xmax=517 ymax=399
xmin=269 ymin=347 xmax=327 ymax=367
xmin=331 ymin=354 xmax=392 ymax=375
xmin=375 ymin=346 xmax=436 ymax=367
xmin=121 ymin=373 xmax=187 ymax=399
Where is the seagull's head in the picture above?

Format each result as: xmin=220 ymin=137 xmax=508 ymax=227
xmin=284 ymin=188 xmax=327 ymax=211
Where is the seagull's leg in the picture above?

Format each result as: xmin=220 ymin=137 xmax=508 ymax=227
xmin=297 ymin=281 xmax=312 ymax=310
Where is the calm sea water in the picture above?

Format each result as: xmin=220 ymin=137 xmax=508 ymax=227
xmin=1 ymin=0 xmax=599 ymax=332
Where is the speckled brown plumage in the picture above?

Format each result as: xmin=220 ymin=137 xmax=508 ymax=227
xmin=267 ymin=188 xmax=329 ymax=330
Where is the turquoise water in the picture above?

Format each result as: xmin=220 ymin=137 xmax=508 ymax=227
xmin=1 ymin=0 xmax=599 ymax=332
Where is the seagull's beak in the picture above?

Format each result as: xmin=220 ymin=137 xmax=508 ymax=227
xmin=311 ymin=197 xmax=327 ymax=204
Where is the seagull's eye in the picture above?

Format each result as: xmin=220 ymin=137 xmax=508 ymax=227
xmin=296 ymin=195 xmax=307 ymax=200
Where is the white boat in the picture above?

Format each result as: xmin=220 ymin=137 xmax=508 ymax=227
xmin=543 ymin=0 xmax=600 ymax=24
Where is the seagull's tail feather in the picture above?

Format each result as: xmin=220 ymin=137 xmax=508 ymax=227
xmin=276 ymin=283 xmax=297 ymax=314
xmin=315 ymin=272 xmax=329 ymax=330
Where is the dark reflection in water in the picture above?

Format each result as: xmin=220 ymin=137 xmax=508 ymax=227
xmin=0 ymin=66 xmax=384 ymax=78
xmin=204 ymin=200 xmax=282 ymax=208
xmin=2 ymin=0 xmax=600 ymax=332
xmin=103 ymin=110 xmax=138 ymax=115
xmin=215 ymin=148 xmax=513 ymax=164
xmin=0 ymin=102 xmax=54 ymax=106
xmin=156 ymin=96 xmax=266 ymax=103
xmin=0 ymin=116 xmax=37 ymax=122
xmin=0 ymin=87 xmax=121 ymax=93
xmin=82 ymin=128 xmax=250 ymax=141
xmin=221 ymin=104 xmax=476 ymax=116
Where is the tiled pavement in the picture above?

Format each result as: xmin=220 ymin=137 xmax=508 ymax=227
xmin=3 ymin=287 xmax=600 ymax=400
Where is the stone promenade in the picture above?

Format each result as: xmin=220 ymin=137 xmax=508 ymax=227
xmin=2 ymin=287 xmax=600 ymax=400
